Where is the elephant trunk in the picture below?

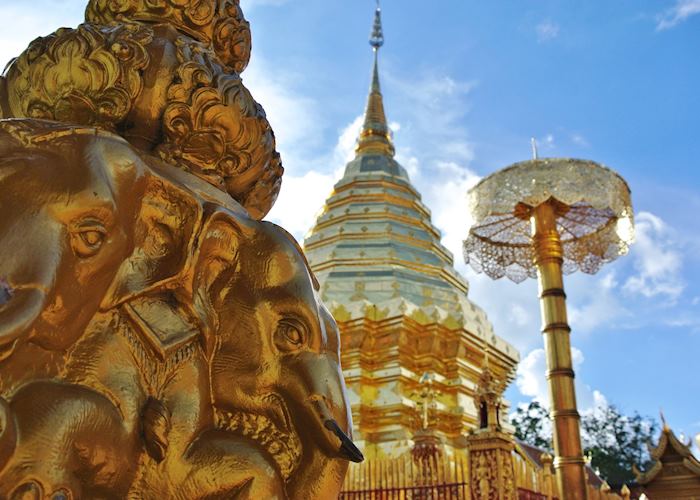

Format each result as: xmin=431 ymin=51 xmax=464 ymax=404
xmin=283 ymin=353 xmax=359 ymax=500
xmin=286 ymin=353 xmax=363 ymax=463
xmin=307 ymin=395 xmax=363 ymax=463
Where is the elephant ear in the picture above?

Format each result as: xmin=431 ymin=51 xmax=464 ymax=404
xmin=101 ymin=176 xmax=206 ymax=359
xmin=191 ymin=210 xmax=248 ymax=357
xmin=101 ymin=177 xmax=203 ymax=310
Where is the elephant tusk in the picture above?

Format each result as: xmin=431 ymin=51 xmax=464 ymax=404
xmin=324 ymin=419 xmax=364 ymax=463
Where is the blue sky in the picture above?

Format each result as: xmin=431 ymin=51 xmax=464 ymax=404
xmin=2 ymin=0 xmax=698 ymax=450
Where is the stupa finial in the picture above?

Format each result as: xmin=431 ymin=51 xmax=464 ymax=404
xmin=357 ymin=0 xmax=395 ymax=157
xmin=370 ymin=1 xmax=385 ymax=50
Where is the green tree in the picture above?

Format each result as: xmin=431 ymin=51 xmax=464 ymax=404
xmin=510 ymin=399 xmax=658 ymax=487
xmin=510 ymin=401 xmax=553 ymax=452
xmin=581 ymin=404 xmax=658 ymax=487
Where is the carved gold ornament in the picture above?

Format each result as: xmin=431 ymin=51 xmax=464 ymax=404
xmin=86 ymin=0 xmax=252 ymax=72
xmin=0 ymin=121 xmax=360 ymax=498
xmin=0 ymin=0 xmax=360 ymax=495
xmin=0 ymin=0 xmax=281 ymax=220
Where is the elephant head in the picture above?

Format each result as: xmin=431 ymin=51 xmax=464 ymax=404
xmin=0 ymin=120 xmax=149 ymax=360
xmin=192 ymin=213 xmax=361 ymax=497
xmin=0 ymin=124 xmax=225 ymax=494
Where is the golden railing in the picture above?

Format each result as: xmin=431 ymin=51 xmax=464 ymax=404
xmin=513 ymin=449 xmax=624 ymax=500
xmin=340 ymin=454 xmax=469 ymax=499
xmin=514 ymin=449 xmax=551 ymax=497
xmin=340 ymin=450 xmax=625 ymax=499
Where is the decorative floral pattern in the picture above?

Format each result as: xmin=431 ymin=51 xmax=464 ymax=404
xmin=0 ymin=0 xmax=281 ymax=219
xmin=463 ymin=159 xmax=634 ymax=283
xmin=5 ymin=23 xmax=152 ymax=129
xmin=157 ymin=37 xmax=283 ymax=218
xmin=86 ymin=0 xmax=251 ymax=71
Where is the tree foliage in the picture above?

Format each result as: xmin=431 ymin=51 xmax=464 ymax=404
xmin=510 ymin=400 xmax=658 ymax=487
xmin=511 ymin=401 xmax=553 ymax=453
xmin=581 ymin=404 xmax=658 ymax=486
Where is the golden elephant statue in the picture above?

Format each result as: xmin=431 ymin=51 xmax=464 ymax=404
xmin=0 ymin=120 xmax=359 ymax=499
xmin=0 ymin=120 xmax=150 ymax=392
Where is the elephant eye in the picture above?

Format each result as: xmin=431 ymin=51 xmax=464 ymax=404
xmin=71 ymin=225 xmax=107 ymax=258
xmin=274 ymin=318 xmax=307 ymax=352
xmin=82 ymin=231 xmax=103 ymax=246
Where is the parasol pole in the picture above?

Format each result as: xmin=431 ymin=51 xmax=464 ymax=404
xmin=532 ymin=201 xmax=588 ymax=499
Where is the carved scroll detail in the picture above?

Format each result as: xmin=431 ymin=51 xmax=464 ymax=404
xmin=86 ymin=0 xmax=251 ymax=71
xmin=6 ymin=23 xmax=152 ymax=129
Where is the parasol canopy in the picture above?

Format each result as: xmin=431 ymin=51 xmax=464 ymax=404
xmin=463 ymin=158 xmax=634 ymax=283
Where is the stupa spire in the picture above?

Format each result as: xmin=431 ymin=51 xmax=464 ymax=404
xmin=357 ymin=0 xmax=395 ymax=157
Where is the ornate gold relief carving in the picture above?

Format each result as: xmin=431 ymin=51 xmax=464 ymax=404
xmin=0 ymin=0 xmax=358 ymax=495
xmin=157 ymin=37 xmax=283 ymax=219
xmin=86 ymin=0 xmax=251 ymax=72
xmin=0 ymin=0 xmax=280 ymax=219
xmin=0 ymin=122 xmax=358 ymax=498
xmin=5 ymin=23 xmax=152 ymax=129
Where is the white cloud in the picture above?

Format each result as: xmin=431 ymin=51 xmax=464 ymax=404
xmin=243 ymin=56 xmax=323 ymax=169
xmin=244 ymin=54 xmax=353 ymax=242
xmin=516 ymin=347 xmax=603 ymax=413
xmin=334 ymin=115 xmax=364 ymax=165
xmin=568 ymin=271 xmax=630 ymax=334
xmin=462 ymin=269 xmax=541 ymax=353
xmin=509 ymin=304 xmax=531 ymax=328
xmin=385 ymin=71 xmax=478 ymax=257
xmin=656 ymin=0 xmax=700 ymax=30
xmin=401 ymin=155 xmax=421 ymax=180
xmin=267 ymin=169 xmax=338 ymax=241
xmin=388 ymin=72 xmax=477 ymax=167
xmin=267 ymin=115 xmax=361 ymax=241
xmin=623 ymin=212 xmax=684 ymax=301
xmin=536 ymin=20 xmax=560 ymax=42
xmin=424 ymin=160 xmax=481 ymax=253
xmin=516 ymin=348 xmax=549 ymax=403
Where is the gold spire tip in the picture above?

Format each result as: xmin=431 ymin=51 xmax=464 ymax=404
xmin=370 ymin=0 xmax=384 ymax=50
xmin=356 ymin=0 xmax=394 ymax=157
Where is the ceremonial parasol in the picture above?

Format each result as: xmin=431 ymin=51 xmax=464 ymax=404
xmin=463 ymin=153 xmax=634 ymax=499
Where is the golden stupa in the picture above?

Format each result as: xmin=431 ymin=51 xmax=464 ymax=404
xmin=303 ymin=7 xmax=629 ymax=500
xmin=303 ymin=4 xmax=519 ymax=461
